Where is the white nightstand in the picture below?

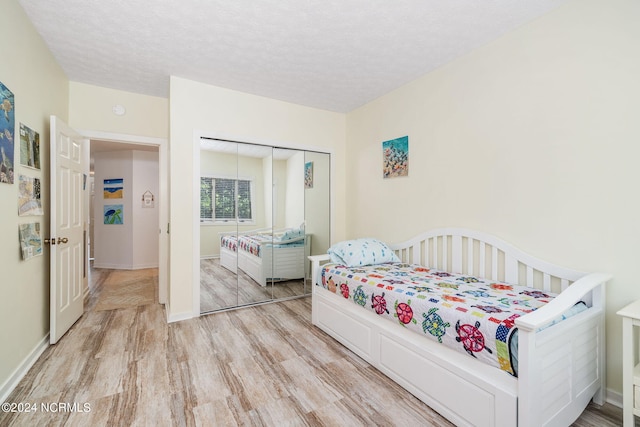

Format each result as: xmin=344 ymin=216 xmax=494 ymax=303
xmin=617 ymin=300 xmax=640 ymax=426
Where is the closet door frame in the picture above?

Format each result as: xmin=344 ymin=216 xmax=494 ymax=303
xmin=193 ymin=129 xmax=334 ymax=318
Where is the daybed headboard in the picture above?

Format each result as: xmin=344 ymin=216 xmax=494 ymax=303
xmin=389 ymin=228 xmax=585 ymax=295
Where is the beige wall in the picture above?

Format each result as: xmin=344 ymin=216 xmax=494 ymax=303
xmin=169 ymin=76 xmax=346 ymax=319
xmin=69 ymin=82 xmax=168 ymax=138
xmin=0 ymin=0 xmax=69 ymax=395
xmin=346 ymin=0 xmax=640 ymax=396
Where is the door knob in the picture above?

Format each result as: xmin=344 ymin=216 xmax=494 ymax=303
xmin=44 ymin=238 xmax=55 ymax=245
xmin=57 ymin=237 xmax=69 ymax=244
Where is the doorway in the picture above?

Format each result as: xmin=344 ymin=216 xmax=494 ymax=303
xmin=83 ymin=131 xmax=168 ymax=305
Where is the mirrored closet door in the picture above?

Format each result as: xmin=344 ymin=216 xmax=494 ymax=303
xmin=270 ymin=148 xmax=307 ymax=300
xmin=235 ymin=143 xmax=274 ymax=307
xmin=199 ymin=139 xmax=330 ymax=314
xmin=199 ymin=139 xmax=241 ymax=311
xmin=304 ymin=151 xmax=331 ymax=294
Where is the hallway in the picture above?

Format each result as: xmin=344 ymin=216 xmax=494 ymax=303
xmin=88 ymin=267 xmax=157 ymax=312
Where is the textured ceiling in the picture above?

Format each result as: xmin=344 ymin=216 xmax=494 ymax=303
xmin=19 ymin=0 xmax=567 ymax=113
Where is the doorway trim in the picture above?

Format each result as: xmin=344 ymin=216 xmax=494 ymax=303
xmin=80 ymin=129 xmax=169 ymax=305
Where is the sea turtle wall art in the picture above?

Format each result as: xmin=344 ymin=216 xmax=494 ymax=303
xmin=104 ymin=204 xmax=123 ymax=224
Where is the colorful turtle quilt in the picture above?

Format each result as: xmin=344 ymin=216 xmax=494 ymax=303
xmin=318 ymin=262 xmax=560 ymax=376
xmin=221 ymin=235 xmax=238 ymax=252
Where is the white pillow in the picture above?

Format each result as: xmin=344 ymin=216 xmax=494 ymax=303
xmin=327 ymin=238 xmax=400 ymax=267
xmin=280 ymin=228 xmax=304 ymax=241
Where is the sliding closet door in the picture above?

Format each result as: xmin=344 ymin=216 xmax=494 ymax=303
xmin=199 ymin=137 xmax=331 ymax=314
xmin=237 ymin=144 xmax=274 ymax=306
xmin=271 ymin=148 xmax=307 ymax=298
xmin=304 ymin=151 xmax=331 ymax=294
xmin=200 ymin=140 xmax=240 ymax=312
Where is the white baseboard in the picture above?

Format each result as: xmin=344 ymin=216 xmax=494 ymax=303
xmin=131 ymin=263 xmax=160 ymax=270
xmin=606 ymin=387 xmax=623 ymax=408
xmin=92 ymin=263 xmax=159 ymax=270
xmin=0 ymin=334 xmax=49 ymax=403
xmin=165 ymin=303 xmax=195 ymax=323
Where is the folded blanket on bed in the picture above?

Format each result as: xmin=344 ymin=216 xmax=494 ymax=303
xmin=318 ymin=262 xmax=586 ymax=376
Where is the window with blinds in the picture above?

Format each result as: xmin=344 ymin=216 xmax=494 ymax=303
xmin=200 ymin=177 xmax=253 ymax=222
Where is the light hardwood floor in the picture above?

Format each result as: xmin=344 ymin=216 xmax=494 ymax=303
xmin=200 ymin=258 xmax=309 ymax=313
xmin=0 ymin=267 xmax=625 ymax=426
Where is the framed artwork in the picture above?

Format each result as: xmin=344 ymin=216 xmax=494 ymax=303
xmin=19 ymin=123 xmax=40 ymax=169
xmin=382 ymin=136 xmax=409 ymax=179
xmin=104 ymin=178 xmax=123 ymax=199
xmin=19 ymin=222 xmax=43 ymax=260
xmin=304 ymin=161 xmax=313 ymax=189
xmin=142 ymin=190 xmax=155 ymax=208
xmin=18 ymin=175 xmax=43 ymax=216
xmin=0 ymin=81 xmax=15 ymax=184
xmin=104 ymin=204 xmax=123 ymax=224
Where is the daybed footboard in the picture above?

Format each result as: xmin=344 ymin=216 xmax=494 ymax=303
xmin=516 ymin=273 xmax=610 ymax=427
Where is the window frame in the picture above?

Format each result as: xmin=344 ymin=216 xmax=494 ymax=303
xmin=200 ymin=174 xmax=256 ymax=225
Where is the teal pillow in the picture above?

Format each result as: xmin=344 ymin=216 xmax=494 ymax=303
xmin=328 ymin=238 xmax=400 ymax=267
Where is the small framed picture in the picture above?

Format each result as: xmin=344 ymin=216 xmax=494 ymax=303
xmin=18 ymin=175 xmax=43 ymax=216
xmin=305 ymin=161 xmax=313 ymax=189
xmin=104 ymin=178 xmax=124 ymax=199
xmin=382 ymin=136 xmax=409 ymax=179
xmin=19 ymin=222 xmax=43 ymax=260
xmin=20 ymin=123 xmax=40 ymax=170
xmin=0 ymin=81 xmax=15 ymax=184
xmin=104 ymin=204 xmax=123 ymax=224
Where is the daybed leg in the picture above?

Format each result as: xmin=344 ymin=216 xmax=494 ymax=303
xmin=593 ymin=386 xmax=605 ymax=406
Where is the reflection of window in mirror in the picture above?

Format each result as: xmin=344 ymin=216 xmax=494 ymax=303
xmin=200 ymin=175 xmax=255 ymax=224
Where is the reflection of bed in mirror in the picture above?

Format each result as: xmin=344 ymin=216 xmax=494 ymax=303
xmin=219 ymin=227 xmax=271 ymax=274
xmin=219 ymin=232 xmax=239 ymax=273
xmin=220 ymin=226 xmax=311 ymax=286
xmin=238 ymin=233 xmax=311 ymax=287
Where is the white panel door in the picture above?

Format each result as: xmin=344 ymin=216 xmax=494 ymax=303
xmin=50 ymin=116 xmax=85 ymax=344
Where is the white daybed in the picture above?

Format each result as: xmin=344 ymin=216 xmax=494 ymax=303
xmin=238 ymin=232 xmax=311 ymax=287
xmin=309 ymin=228 xmax=610 ymax=427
